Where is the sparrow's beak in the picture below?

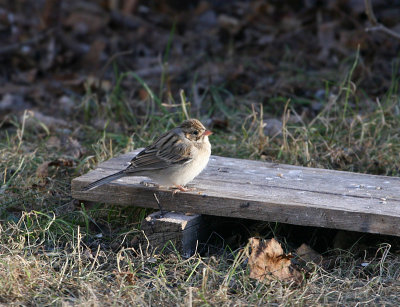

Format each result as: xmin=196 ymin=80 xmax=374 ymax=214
xmin=203 ymin=130 xmax=213 ymax=136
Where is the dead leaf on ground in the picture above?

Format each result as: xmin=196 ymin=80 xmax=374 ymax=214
xmin=36 ymin=158 xmax=74 ymax=178
xmin=248 ymin=237 xmax=303 ymax=283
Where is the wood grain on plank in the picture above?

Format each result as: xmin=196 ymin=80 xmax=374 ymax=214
xmin=141 ymin=212 xmax=204 ymax=257
xmin=72 ymin=150 xmax=400 ymax=236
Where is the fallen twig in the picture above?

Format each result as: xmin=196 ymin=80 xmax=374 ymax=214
xmin=364 ymin=0 xmax=400 ymax=40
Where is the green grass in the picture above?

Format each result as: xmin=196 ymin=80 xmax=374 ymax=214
xmin=1 ymin=53 xmax=400 ymax=305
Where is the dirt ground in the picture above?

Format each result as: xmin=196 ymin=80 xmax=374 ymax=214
xmin=1 ymin=0 xmax=399 ymax=122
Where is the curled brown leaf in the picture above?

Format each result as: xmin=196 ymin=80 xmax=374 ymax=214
xmin=248 ymin=237 xmax=303 ymax=283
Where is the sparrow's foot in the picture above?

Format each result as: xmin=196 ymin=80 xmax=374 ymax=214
xmin=172 ymin=185 xmax=196 ymax=194
xmin=176 ymin=185 xmax=189 ymax=192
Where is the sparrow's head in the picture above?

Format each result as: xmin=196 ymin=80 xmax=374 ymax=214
xmin=180 ymin=119 xmax=212 ymax=142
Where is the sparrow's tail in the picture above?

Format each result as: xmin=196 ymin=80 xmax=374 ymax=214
xmin=82 ymin=170 xmax=125 ymax=191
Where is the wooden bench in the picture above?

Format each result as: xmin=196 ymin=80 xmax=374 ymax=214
xmin=71 ymin=150 xmax=400 ymax=252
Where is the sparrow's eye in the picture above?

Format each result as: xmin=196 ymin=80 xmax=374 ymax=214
xmin=193 ymin=130 xmax=199 ymax=135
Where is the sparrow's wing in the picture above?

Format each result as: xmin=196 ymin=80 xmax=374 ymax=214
xmin=124 ymin=131 xmax=192 ymax=173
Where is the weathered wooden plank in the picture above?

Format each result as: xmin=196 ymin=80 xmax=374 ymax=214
xmin=72 ymin=150 xmax=400 ymax=236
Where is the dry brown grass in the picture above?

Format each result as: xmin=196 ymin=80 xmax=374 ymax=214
xmin=1 ymin=224 xmax=400 ymax=306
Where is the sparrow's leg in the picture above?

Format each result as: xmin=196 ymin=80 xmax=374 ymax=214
xmin=153 ymin=193 xmax=165 ymax=217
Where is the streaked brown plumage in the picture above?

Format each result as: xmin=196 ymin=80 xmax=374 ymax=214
xmin=83 ymin=119 xmax=212 ymax=192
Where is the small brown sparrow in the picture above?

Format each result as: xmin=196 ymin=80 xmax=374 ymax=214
xmin=83 ymin=119 xmax=212 ymax=192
